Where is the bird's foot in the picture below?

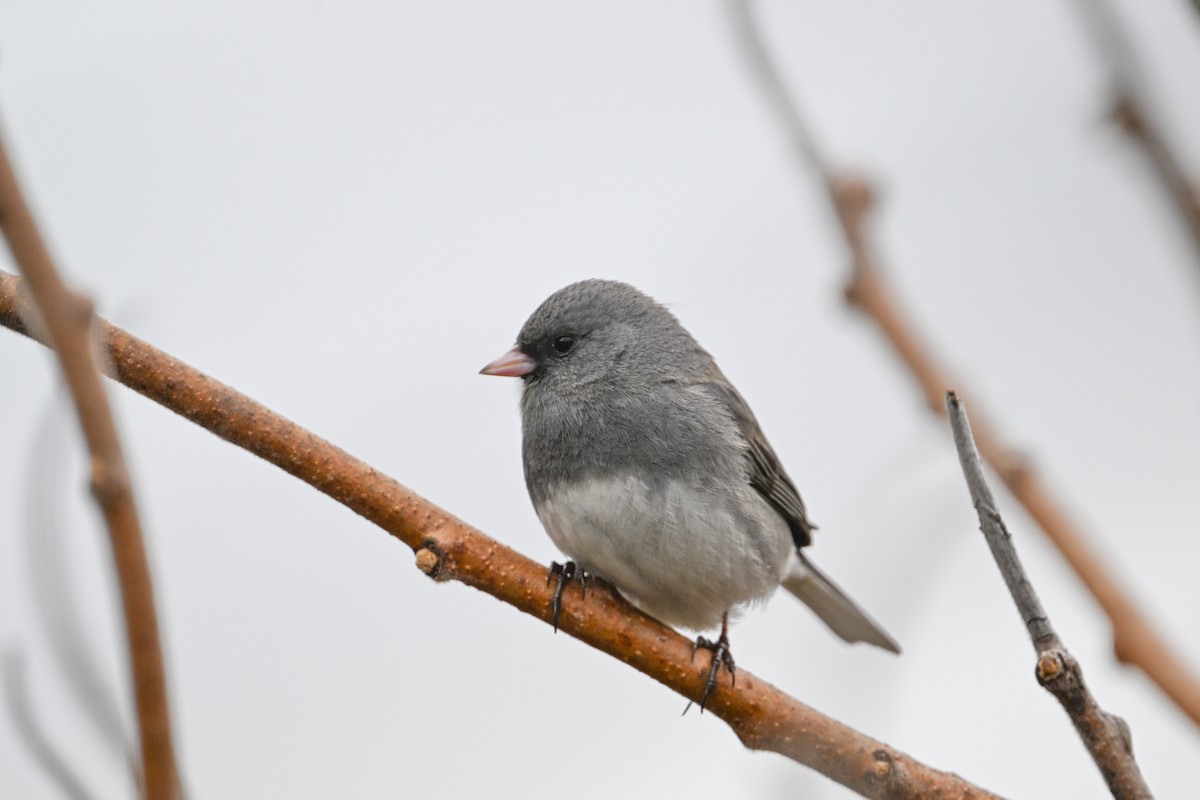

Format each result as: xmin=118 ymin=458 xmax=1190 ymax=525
xmin=546 ymin=560 xmax=589 ymax=632
xmin=685 ymin=624 xmax=735 ymax=714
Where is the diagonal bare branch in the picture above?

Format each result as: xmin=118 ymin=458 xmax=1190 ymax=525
xmin=0 ymin=269 xmax=997 ymax=800
xmin=726 ymin=0 xmax=1200 ymax=728
xmin=0 ymin=129 xmax=179 ymax=798
xmin=946 ymin=392 xmax=1152 ymax=800
xmin=1069 ymin=0 xmax=1200 ymax=276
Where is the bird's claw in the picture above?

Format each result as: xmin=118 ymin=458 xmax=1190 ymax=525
xmin=684 ymin=627 xmax=735 ymax=715
xmin=547 ymin=560 xmax=588 ymax=632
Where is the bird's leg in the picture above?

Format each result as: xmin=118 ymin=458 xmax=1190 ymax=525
xmin=546 ymin=561 xmax=588 ymax=632
xmin=685 ymin=612 xmax=735 ymax=714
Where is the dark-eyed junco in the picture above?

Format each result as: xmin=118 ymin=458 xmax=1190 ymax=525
xmin=481 ymin=280 xmax=898 ymax=708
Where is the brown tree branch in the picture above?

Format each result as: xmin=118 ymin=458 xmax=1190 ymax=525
xmin=0 ymin=270 xmax=997 ymax=800
xmin=946 ymin=392 xmax=1152 ymax=800
xmin=0 ymin=134 xmax=179 ymax=798
xmin=727 ymin=0 xmax=1200 ymax=728
xmin=1070 ymin=0 xmax=1200 ymax=275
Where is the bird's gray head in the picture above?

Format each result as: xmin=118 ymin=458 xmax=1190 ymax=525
xmin=480 ymin=280 xmax=713 ymax=393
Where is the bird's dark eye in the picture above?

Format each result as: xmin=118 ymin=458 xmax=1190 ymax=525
xmin=553 ymin=335 xmax=576 ymax=355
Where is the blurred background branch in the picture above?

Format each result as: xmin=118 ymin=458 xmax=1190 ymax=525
xmin=0 ymin=130 xmax=179 ymax=799
xmin=727 ymin=0 xmax=1200 ymax=729
xmin=26 ymin=394 xmax=138 ymax=786
xmin=2 ymin=650 xmax=98 ymax=800
xmin=947 ymin=392 xmax=1151 ymax=800
xmin=1069 ymin=0 xmax=1200 ymax=275
xmin=0 ymin=269 xmax=1000 ymax=800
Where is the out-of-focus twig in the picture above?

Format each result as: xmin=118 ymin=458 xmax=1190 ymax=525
xmin=727 ymin=0 xmax=1200 ymax=727
xmin=1070 ymin=0 xmax=1200 ymax=274
xmin=946 ymin=393 xmax=1152 ymax=800
xmin=0 ymin=271 xmax=997 ymax=800
xmin=2 ymin=650 xmax=99 ymax=800
xmin=26 ymin=394 xmax=139 ymax=784
xmin=0 ymin=132 xmax=179 ymax=798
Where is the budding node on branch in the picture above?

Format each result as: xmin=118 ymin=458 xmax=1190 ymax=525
xmin=1110 ymin=94 xmax=1144 ymax=139
xmin=89 ymin=457 xmax=128 ymax=506
xmin=869 ymin=749 xmax=894 ymax=782
xmin=1036 ymin=651 xmax=1064 ymax=683
xmin=415 ymin=546 xmax=441 ymax=578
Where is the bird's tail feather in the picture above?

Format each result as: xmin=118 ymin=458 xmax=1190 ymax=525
xmin=782 ymin=552 xmax=900 ymax=654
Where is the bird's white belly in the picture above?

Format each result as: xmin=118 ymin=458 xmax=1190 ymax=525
xmin=535 ymin=474 xmax=792 ymax=632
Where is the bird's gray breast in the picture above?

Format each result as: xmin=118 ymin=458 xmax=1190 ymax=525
xmin=521 ymin=381 xmax=793 ymax=630
xmin=521 ymin=378 xmax=734 ymax=501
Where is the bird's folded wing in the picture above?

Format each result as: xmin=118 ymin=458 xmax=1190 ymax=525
xmin=695 ymin=379 xmax=815 ymax=549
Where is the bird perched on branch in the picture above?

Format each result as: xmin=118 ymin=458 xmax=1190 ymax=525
xmin=481 ymin=279 xmax=898 ymax=709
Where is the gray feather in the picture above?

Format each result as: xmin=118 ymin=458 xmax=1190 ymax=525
xmin=695 ymin=380 xmax=814 ymax=549
xmin=782 ymin=552 xmax=901 ymax=653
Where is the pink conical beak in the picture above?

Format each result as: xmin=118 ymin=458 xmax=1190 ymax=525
xmin=479 ymin=348 xmax=536 ymax=377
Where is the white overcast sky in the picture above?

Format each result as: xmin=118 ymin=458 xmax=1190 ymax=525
xmin=2 ymin=2 xmax=1199 ymax=798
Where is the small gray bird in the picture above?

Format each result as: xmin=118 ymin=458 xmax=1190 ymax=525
xmin=481 ymin=280 xmax=898 ymax=708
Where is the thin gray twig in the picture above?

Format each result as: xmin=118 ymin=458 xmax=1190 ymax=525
xmin=946 ymin=391 xmax=1152 ymax=800
xmin=945 ymin=394 xmax=1057 ymax=651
